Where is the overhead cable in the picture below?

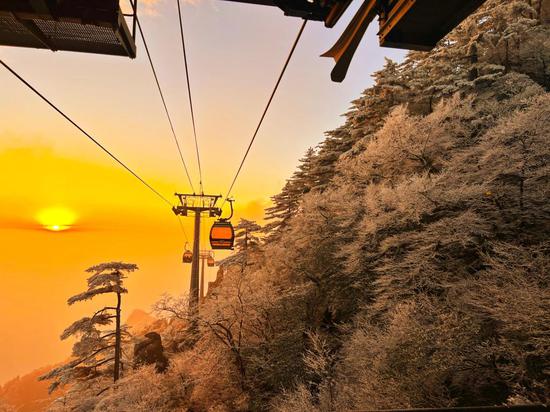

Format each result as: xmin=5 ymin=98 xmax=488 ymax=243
xmin=222 ymin=20 xmax=307 ymax=207
xmin=0 ymin=59 xmax=189 ymax=241
xmin=177 ymin=0 xmax=204 ymax=194
xmin=136 ymin=16 xmax=196 ymax=193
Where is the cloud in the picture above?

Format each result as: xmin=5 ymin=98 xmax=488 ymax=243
xmin=234 ymin=198 xmax=269 ymax=223
xmin=140 ymin=0 xmax=163 ymax=15
xmin=121 ymin=0 xmax=163 ymax=17
xmin=121 ymin=0 xmax=202 ymax=17
xmin=180 ymin=0 xmax=203 ymax=5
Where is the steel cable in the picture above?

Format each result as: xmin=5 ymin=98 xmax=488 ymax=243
xmin=136 ymin=16 xmax=196 ymax=193
xmin=221 ymin=20 xmax=307 ymax=208
xmin=0 ymin=59 xmax=189 ymax=242
xmin=177 ymin=0 xmax=204 ymax=194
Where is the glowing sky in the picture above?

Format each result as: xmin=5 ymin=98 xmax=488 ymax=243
xmin=0 ymin=0 xmax=404 ymax=383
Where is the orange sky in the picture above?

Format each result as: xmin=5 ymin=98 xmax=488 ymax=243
xmin=0 ymin=0 xmax=404 ymax=383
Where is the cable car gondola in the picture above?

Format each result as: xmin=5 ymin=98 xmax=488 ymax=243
xmin=207 ymin=252 xmax=215 ymax=267
xmin=0 ymin=0 xmax=138 ymax=58
xmin=182 ymin=243 xmax=193 ymax=263
xmin=209 ymin=199 xmax=235 ymax=250
xmin=210 ymin=219 xmax=235 ymax=250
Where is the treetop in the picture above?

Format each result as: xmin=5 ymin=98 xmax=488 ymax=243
xmin=86 ymin=262 xmax=139 ymax=273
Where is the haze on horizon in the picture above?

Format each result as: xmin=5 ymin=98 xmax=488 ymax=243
xmin=0 ymin=0 xmax=404 ymax=384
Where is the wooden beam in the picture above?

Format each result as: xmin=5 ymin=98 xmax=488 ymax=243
xmin=324 ymin=0 xmax=353 ymax=28
xmin=378 ymin=0 xmax=416 ymax=42
xmin=321 ymin=0 xmax=378 ymax=82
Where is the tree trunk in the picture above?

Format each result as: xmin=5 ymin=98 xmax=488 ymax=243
xmin=114 ymin=292 xmax=122 ymax=382
xmin=469 ymin=42 xmax=479 ymax=81
xmin=504 ymin=38 xmax=510 ymax=73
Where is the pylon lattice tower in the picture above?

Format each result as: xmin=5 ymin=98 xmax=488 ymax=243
xmin=172 ymin=193 xmax=221 ymax=315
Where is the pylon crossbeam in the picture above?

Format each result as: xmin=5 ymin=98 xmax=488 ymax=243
xmin=173 ymin=193 xmax=222 ymax=218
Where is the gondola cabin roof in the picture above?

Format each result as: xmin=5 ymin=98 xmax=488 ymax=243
xmin=0 ymin=0 xmax=136 ymax=58
xmin=220 ymin=0 xmax=487 ymax=81
xmin=378 ymin=0 xmax=488 ymax=50
xmin=220 ymin=0 xmax=352 ymax=27
xmin=221 ymin=0 xmax=486 ymax=48
xmin=183 ymin=250 xmax=193 ymax=263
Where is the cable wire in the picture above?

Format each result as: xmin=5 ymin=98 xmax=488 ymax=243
xmin=177 ymin=216 xmax=190 ymax=242
xmin=136 ymin=16 xmax=196 ymax=193
xmin=0 ymin=59 xmax=176 ymax=208
xmin=222 ymin=20 xmax=307 ymax=207
xmin=177 ymin=0 xmax=204 ymax=194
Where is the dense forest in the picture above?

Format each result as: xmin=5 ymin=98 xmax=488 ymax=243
xmin=34 ymin=0 xmax=550 ymax=410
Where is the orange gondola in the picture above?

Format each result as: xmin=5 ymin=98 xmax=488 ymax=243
xmin=182 ymin=243 xmax=193 ymax=263
xmin=210 ymin=220 xmax=235 ymax=250
xmin=207 ymin=252 xmax=216 ymax=267
xmin=210 ymin=199 xmax=235 ymax=250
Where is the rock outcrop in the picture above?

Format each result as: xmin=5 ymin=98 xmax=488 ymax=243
xmin=133 ymin=332 xmax=169 ymax=373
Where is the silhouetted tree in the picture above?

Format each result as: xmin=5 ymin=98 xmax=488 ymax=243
xmin=235 ymin=218 xmax=261 ymax=251
xmin=40 ymin=262 xmax=138 ymax=393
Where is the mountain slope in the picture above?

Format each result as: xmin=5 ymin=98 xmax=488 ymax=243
xmin=0 ymin=366 xmax=61 ymax=412
xmin=0 ymin=309 xmax=158 ymax=412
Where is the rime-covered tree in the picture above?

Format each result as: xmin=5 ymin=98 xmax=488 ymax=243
xmin=40 ymin=262 xmax=138 ymax=393
xmin=264 ymin=148 xmax=317 ymax=236
xmin=477 ymin=1 xmax=542 ymax=74
xmin=235 ymin=218 xmax=261 ymax=251
xmin=309 ymin=128 xmax=356 ymax=191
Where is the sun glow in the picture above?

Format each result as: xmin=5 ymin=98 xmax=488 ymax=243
xmin=36 ymin=207 xmax=77 ymax=232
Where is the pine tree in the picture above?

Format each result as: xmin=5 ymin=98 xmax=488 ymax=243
xmin=40 ymin=262 xmax=138 ymax=393
xmin=309 ymin=127 xmax=357 ymax=191
xmin=235 ymin=219 xmax=261 ymax=252
xmin=478 ymin=0 xmax=549 ymax=87
xmin=264 ymin=148 xmax=317 ymax=236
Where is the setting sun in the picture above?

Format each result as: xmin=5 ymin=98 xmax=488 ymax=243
xmin=36 ymin=207 xmax=77 ymax=232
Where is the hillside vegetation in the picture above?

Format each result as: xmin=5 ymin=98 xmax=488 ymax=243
xmin=43 ymin=0 xmax=549 ymax=410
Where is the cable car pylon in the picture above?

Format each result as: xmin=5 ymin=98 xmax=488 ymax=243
xmin=172 ymin=193 xmax=230 ymax=315
xmin=199 ymin=250 xmax=216 ymax=303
